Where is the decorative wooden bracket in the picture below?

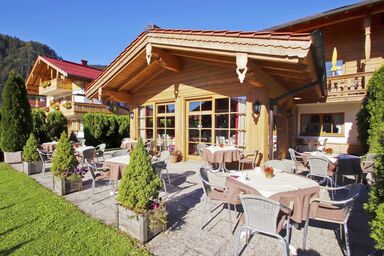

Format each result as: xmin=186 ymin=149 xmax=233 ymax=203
xmin=236 ymin=53 xmax=248 ymax=83
xmin=146 ymin=43 xmax=152 ymax=65
xmin=98 ymin=87 xmax=102 ymax=101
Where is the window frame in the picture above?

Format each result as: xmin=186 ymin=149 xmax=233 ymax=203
xmin=300 ymin=113 xmax=345 ymax=137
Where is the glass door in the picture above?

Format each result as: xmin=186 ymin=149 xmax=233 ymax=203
xmin=186 ymin=99 xmax=213 ymax=158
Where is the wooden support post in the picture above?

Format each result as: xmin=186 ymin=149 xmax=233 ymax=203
xmin=364 ymin=16 xmax=371 ymax=61
xmin=269 ymin=105 xmax=274 ymax=160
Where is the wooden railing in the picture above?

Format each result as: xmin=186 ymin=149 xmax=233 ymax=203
xmin=73 ymin=102 xmax=111 ymax=114
xmin=39 ymin=78 xmax=73 ymax=96
xmin=326 ymin=72 xmax=373 ymax=102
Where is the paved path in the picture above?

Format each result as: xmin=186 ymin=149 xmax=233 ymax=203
xmin=17 ymin=160 xmax=373 ymax=256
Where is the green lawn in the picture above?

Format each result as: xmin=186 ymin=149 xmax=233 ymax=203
xmin=0 ymin=163 xmax=150 ymax=256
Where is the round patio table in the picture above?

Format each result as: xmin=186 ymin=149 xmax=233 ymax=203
xmin=102 ymin=155 xmax=131 ymax=181
xmin=120 ymin=139 xmax=137 ymax=150
xmin=202 ymin=146 xmax=241 ymax=172
xmin=42 ymin=141 xmax=58 ymax=152
xmin=225 ymin=170 xmax=320 ymax=223
xmin=302 ymin=152 xmax=362 ymax=182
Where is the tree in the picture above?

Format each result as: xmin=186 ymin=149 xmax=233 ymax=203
xmin=356 ymin=66 xmax=384 ymax=153
xmin=46 ymin=111 xmax=67 ymax=141
xmin=32 ymin=109 xmax=48 ymax=143
xmin=51 ymin=131 xmax=78 ymax=179
xmin=22 ymin=133 xmax=40 ymax=162
xmin=117 ymin=138 xmax=161 ymax=213
xmin=0 ymin=71 xmax=32 ymax=152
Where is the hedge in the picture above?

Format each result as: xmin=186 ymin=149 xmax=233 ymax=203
xmin=358 ymin=66 xmax=384 ymax=250
xmin=83 ymin=113 xmax=129 ymax=148
xmin=31 ymin=109 xmax=67 ymax=143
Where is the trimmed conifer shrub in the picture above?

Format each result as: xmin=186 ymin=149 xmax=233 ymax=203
xmin=32 ymin=109 xmax=48 ymax=143
xmin=117 ymin=138 xmax=162 ymax=213
xmin=51 ymin=132 xmax=79 ymax=180
xmin=370 ymin=203 xmax=384 ymax=250
xmin=22 ymin=133 xmax=40 ymax=162
xmin=356 ymin=65 xmax=384 ymax=153
xmin=46 ymin=111 xmax=67 ymax=141
xmin=0 ymin=71 xmax=32 ymax=152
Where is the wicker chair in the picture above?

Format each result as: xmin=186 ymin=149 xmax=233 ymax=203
xmin=85 ymin=158 xmax=112 ymax=205
xmin=261 ymin=160 xmax=286 ymax=172
xmin=360 ymin=153 xmax=377 ymax=185
xmin=155 ymin=151 xmax=171 ymax=184
xmin=281 ymin=159 xmax=296 ymax=173
xmin=199 ymin=167 xmax=234 ymax=234
xmin=238 ymin=150 xmax=259 ymax=170
xmin=37 ymin=149 xmax=53 ymax=176
xmin=197 ymin=143 xmax=208 ymax=158
xmin=235 ymin=194 xmax=293 ymax=256
xmin=95 ymin=143 xmax=106 ymax=161
xmin=303 ymin=184 xmax=361 ymax=256
xmin=288 ymin=148 xmax=307 ymax=173
xmin=307 ymin=156 xmax=335 ymax=188
xmin=152 ymin=161 xmax=168 ymax=197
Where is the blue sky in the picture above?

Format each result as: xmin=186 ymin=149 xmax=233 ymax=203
xmin=1 ymin=0 xmax=359 ymax=65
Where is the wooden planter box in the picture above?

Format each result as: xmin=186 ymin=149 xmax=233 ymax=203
xmin=23 ymin=161 xmax=42 ymax=175
xmin=52 ymin=176 xmax=82 ymax=195
xmin=116 ymin=204 xmax=166 ymax=244
xmin=4 ymin=151 xmax=22 ymax=164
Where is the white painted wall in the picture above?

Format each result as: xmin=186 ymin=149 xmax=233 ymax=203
xmin=297 ymin=102 xmax=361 ymax=145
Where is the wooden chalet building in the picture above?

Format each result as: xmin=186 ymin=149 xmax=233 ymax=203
xmin=85 ymin=28 xmax=325 ymax=160
xmin=26 ymin=56 xmax=112 ymax=136
xmin=268 ymin=0 xmax=384 ymax=154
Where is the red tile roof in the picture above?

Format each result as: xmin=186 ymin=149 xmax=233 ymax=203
xmin=42 ymin=56 xmax=102 ymax=80
xmin=85 ymin=28 xmax=312 ymax=93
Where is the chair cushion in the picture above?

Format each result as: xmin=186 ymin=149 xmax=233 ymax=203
xmin=239 ymin=159 xmax=254 ymax=163
xmin=95 ymin=170 xmax=111 ymax=181
xmin=208 ymin=188 xmax=227 ymax=201
xmin=314 ymin=203 xmax=345 ymax=222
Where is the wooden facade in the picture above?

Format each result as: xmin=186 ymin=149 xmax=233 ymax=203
xmin=86 ymin=29 xmax=324 ymax=161
xmin=270 ymin=0 xmax=384 ymax=154
xmin=26 ymin=56 xmax=111 ymax=135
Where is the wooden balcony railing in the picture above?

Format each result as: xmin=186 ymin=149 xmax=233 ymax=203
xmin=326 ymin=72 xmax=373 ymax=102
xmin=39 ymin=78 xmax=73 ymax=96
xmin=60 ymin=102 xmax=111 ymax=118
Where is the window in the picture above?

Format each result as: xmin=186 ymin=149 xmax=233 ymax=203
xmin=214 ymin=96 xmax=246 ymax=148
xmin=156 ymin=103 xmax=175 ymax=151
xmin=139 ymin=105 xmax=154 ymax=140
xmin=325 ymin=60 xmax=343 ymax=77
xmin=300 ymin=113 xmax=344 ymax=136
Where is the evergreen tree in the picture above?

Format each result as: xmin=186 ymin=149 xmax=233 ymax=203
xmin=51 ymin=132 xmax=78 ymax=179
xmin=32 ymin=109 xmax=48 ymax=143
xmin=22 ymin=133 xmax=40 ymax=162
xmin=46 ymin=111 xmax=67 ymax=141
xmin=117 ymin=138 xmax=161 ymax=213
xmin=0 ymin=71 xmax=32 ymax=152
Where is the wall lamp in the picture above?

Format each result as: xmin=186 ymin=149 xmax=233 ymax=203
xmin=253 ymin=100 xmax=262 ymax=115
xmin=129 ymin=111 xmax=134 ymax=119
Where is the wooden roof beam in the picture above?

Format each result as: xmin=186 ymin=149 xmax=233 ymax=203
xmin=103 ymin=88 xmax=134 ymax=103
xmin=153 ymin=48 xmax=182 ymax=72
xmin=247 ymin=60 xmax=281 ymax=88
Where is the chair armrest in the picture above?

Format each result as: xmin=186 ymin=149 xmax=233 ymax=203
xmin=310 ymin=196 xmax=356 ymax=206
xmin=200 ymin=178 xmax=227 ymax=191
xmin=319 ymin=185 xmax=350 ymax=191
xmin=362 ymin=160 xmax=375 ymax=170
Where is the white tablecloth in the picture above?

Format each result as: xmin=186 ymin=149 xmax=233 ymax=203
xmin=229 ymin=170 xmax=319 ymax=198
xmin=75 ymin=146 xmax=95 ymax=153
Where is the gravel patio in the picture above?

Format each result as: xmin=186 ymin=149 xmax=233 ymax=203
xmin=19 ymin=159 xmax=373 ymax=256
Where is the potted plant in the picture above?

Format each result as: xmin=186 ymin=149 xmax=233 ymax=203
xmin=22 ymin=133 xmax=42 ymax=175
xmin=0 ymin=72 xmax=32 ymax=163
xmin=116 ymin=138 xmax=167 ymax=243
xmin=169 ymin=149 xmax=183 ymax=163
xmin=51 ymin=132 xmax=85 ymax=195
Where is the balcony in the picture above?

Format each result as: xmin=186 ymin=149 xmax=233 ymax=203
xmin=39 ymin=78 xmax=73 ymax=96
xmin=59 ymin=102 xmax=112 ymax=118
xmin=326 ymin=72 xmax=373 ymax=102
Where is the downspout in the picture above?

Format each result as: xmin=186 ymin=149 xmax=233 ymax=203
xmin=268 ymin=103 xmax=274 ymax=160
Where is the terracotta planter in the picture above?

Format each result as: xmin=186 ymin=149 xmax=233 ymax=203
xmin=52 ymin=176 xmax=82 ymax=195
xmin=23 ymin=161 xmax=42 ymax=175
xmin=4 ymin=151 xmax=22 ymax=164
xmin=116 ymin=205 xmax=166 ymax=244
